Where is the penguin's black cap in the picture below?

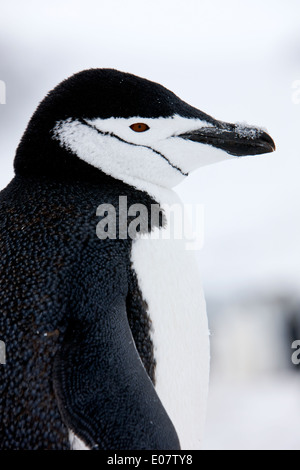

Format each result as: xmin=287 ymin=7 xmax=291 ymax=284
xmin=33 ymin=68 xmax=215 ymax=121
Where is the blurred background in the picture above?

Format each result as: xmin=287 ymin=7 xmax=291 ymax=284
xmin=0 ymin=0 xmax=299 ymax=450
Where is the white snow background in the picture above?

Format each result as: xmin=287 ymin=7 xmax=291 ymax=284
xmin=0 ymin=0 xmax=299 ymax=450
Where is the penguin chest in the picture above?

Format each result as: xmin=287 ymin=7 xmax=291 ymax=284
xmin=131 ymin=229 xmax=210 ymax=450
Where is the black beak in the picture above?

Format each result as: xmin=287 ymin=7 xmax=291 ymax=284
xmin=178 ymin=122 xmax=276 ymax=157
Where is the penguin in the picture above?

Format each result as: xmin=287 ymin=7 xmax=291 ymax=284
xmin=0 ymin=69 xmax=275 ymax=450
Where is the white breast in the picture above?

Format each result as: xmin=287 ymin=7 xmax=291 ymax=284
xmin=131 ymin=190 xmax=210 ymax=450
xmin=69 ymin=431 xmax=89 ymax=450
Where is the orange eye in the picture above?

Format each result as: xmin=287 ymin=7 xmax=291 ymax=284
xmin=130 ymin=123 xmax=150 ymax=133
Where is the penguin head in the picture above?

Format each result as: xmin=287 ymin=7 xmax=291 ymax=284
xmin=15 ymin=69 xmax=275 ymax=189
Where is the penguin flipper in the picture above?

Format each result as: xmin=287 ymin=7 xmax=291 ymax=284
xmin=53 ymin=302 xmax=180 ymax=450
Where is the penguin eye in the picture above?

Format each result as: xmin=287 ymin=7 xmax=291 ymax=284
xmin=130 ymin=123 xmax=150 ymax=133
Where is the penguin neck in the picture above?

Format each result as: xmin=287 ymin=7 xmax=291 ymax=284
xmin=11 ymin=170 xmax=171 ymax=214
xmin=118 ymin=174 xmax=179 ymax=207
xmin=15 ymin=151 xmax=178 ymax=208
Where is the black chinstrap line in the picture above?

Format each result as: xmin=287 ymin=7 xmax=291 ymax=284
xmin=79 ymin=118 xmax=188 ymax=177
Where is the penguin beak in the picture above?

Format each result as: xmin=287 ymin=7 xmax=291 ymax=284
xmin=178 ymin=122 xmax=276 ymax=157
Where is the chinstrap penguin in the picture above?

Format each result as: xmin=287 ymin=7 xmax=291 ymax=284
xmin=0 ymin=69 xmax=275 ymax=450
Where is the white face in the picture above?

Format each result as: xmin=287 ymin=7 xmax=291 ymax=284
xmin=52 ymin=115 xmax=235 ymax=190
